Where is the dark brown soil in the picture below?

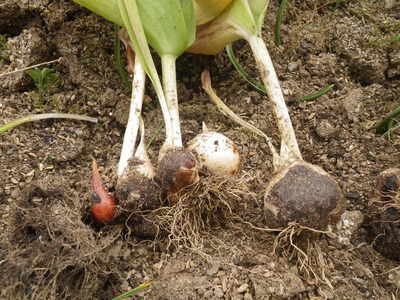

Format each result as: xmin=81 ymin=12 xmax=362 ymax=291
xmin=1 ymin=0 xmax=399 ymax=299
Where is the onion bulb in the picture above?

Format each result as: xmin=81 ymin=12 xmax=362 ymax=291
xmin=157 ymin=147 xmax=199 ymax=203
xmin=187 ymin=126 xmax=240 ymax=176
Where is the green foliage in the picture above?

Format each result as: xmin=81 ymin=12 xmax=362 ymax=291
xmin=26 ymin=68 xmax=59 ymax=109
xmin=226 ymin=44 xmax=334 ymax=101
xmin=376 ymin=106 xmax=400 ymax=142
xmin=274 ymin=0 xmax=288 ymax=47
xmin=111 ymin=281 xmax=153 ymax=300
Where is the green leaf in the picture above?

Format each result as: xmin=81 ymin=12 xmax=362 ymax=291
xmin=248 ymin=0 xmax=270 ymax=33
xmin=117 ymin=0 xmax=161 ymax=87
xmin=117 ymin=0 xmax=174 ymax=144
xmin=72 ymin=0 xmax=124 ymax=27
xmin=136 ymin=0 xmax=196 ymax=57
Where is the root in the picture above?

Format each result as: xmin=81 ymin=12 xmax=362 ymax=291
xmin=272 ymin=223 xmax=334 ymax=289
xmin=2 ymin=184 xmax=125 ymax=300
xmin=149 ymin=173 xmax=253 ymax=253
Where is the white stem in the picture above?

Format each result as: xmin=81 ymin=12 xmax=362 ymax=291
xmin=134 ymin=117 xmax=156 ymax=178
xmin=117 ymin=58 xmax=146 ymax=176
xmin=161 ymin=54 xmax=182 ymax=148
xmin=247 ymin=34 xmax=302 ymax=159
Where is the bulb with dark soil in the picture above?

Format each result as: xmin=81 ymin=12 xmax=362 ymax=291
xmin=366 ymin=168 xmax=400 ymax=260
xmin=157 ymin=147 xmax=199 ymax=203
xmin=115 ymin=157 xmax=161 ymax=212
xmin=264 ymin=160 xmax=344 ymax=230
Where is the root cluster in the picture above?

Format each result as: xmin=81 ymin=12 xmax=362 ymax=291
xmin=272 ymin=223 xmax=334 ymax=288
xmin=149 ymin=173 xmax=252 ymax=251
xmin=1 ymin=180 xmax=124 ymax=300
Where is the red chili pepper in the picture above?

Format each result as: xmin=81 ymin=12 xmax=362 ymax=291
xmin=91 ymin=159 xmax=116 ymax=222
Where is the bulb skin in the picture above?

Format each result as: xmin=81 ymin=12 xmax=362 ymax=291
xmin=187 ymin=131 xmax=240 ymax=176
xmin=157 ymin=147 xmax=199 ymax=203
xmin=91 ymin=159 xmax=116 ymax=222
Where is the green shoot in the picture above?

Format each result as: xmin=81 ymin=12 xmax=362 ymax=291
xmin=111 ymin=281 xmax=153 ymax=300
xmin=0 ymin=113 xmax=98 ymax=134
xmin=376 ymin=106 xmax=400 ymax=142
xmin=114 ymin=24 xmax=132 ymax=92
xmin=226 ymin=43 xmax=265 ymax=93
xmin=274 ymin=0 xmax=289 ymax=47
xmin=226 ymin=43 xmax=334 ymax=101
xmin=26 ymin=67 xmax=59 ymax=108
xmin=146 ymin=122 xmax=165 ymax=150
xmin=330 ymin=0 xmax=342 ymax=17
xmin=302 ymin=84 xmax=335 ymax=101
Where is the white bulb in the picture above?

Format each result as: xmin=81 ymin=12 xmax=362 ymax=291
xmin=187 ymin=131 xmax=240 ymax=176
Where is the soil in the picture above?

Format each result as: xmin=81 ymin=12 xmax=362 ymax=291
xmin=1 ymin=0 xmax=399 ymax=299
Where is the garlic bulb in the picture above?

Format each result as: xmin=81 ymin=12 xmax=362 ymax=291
xmin=188 ymin=127 xmax=240 ymax=176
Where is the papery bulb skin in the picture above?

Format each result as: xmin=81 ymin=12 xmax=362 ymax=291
xmin=187 ymin=131 xmax=240 ymax=176
xmin=157 ymin=147 xmax=199 ymax=203
xmin=91 ymin=159 xmax=116 ymax=222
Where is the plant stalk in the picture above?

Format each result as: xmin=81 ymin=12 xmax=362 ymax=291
xmin=117 ymin=57 xmax=147 ymax=176
xmin=247 ymin=34 xmax=301 ymax=159
xmin=161 ymin=54 xmax=182 ymax=148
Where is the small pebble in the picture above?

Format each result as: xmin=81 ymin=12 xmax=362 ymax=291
xmin=214 ymin=287 xmax=224 ymax=298
xmin=244 ymin=293 xmax=254 ymax=300
xmin=237 ymin=283 xmax=249 ymax=293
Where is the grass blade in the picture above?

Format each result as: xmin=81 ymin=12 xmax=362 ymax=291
xmin=226 ymin=43 xmax=266 ymax=93
xmin=376 ymin=106 xmax=400 ymax=142
xmin=111 ymin=281 xmax=153 ymax=300
xmin=274 ymin=0 xmax=288 ymax=47
xmin=0 ymin=113 xmax=97 ymax=133
xmin=226 ymin=44 xmax=334 ymax=101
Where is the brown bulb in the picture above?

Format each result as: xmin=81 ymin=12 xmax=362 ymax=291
xmin=263 ymin=160 xmax=344 ymax=230
xmin=157 ymin=148 xmax=199 ymax=203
